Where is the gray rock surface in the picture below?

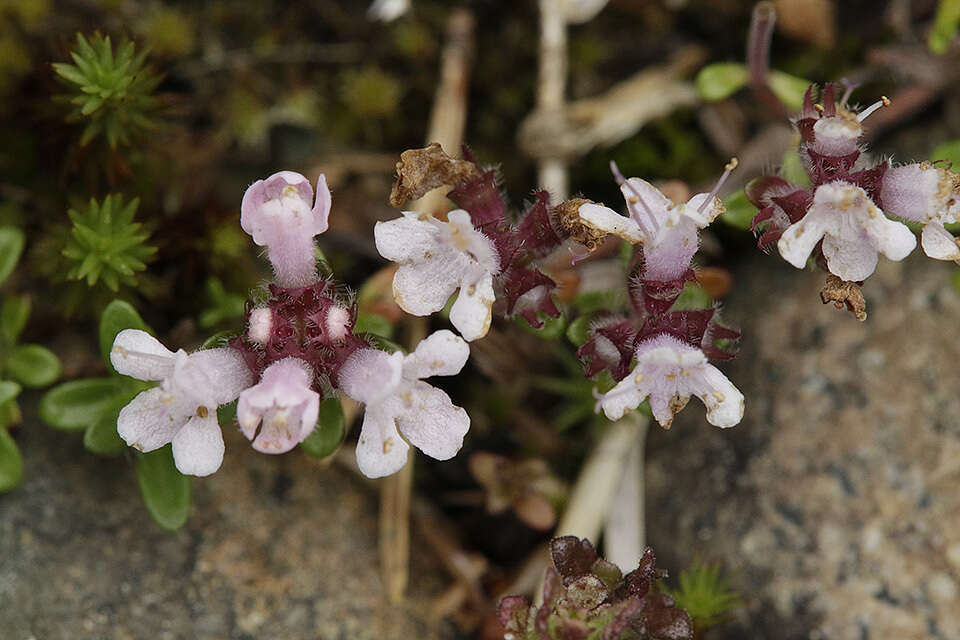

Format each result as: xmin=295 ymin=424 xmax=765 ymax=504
xmin=0 ymin=422 xmax=454 ymax=640
xmin=645 ymin=253 xmax=960 ymax=639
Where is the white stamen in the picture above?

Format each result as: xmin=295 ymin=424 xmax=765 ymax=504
xmin=856 ymin=96 xmax=890 ymax=123
xmin=697 ymin=158 xmax=739 ymax=215
xmin=610 ymin=160 xmax=660 ymax=237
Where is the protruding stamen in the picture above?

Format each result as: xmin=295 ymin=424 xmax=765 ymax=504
xmin=610 ymin=160 xmax=659 ymax=237
xmin=813 ymin=103 xmax=825 ymax=115
xmin=697 ymin=158 xmax=739 ymax=215
xmin=839 ymin=77 xmax=860 ymax=108
xmin=856 ymin=96 xmax=890 ymax=123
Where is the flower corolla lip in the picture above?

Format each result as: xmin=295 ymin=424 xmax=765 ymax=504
xmin=374 ymin=209 xmax=500 ymax=341
xmin=240 ymin=171 xmax=332 ymax=287
xmin=595 ymin=334 xmax=743 ymax=429
xmin=880 ymin=163 xmax=960 ymax=263
xmin=577 ymin=177 xmax=723 ymax=281
xmin=237 ymin=357 xmax=320 ymax=454
xmin=339 ymin=330 xmax=471 ymax=478
xmin=777 ymin=181 xmax=916 ymax=281
xmin=111 ymin=329 xmax=253 ymax=476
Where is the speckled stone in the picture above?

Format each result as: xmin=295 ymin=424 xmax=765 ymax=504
xmin=645 ymin=253 xmax=960 ymax=639
xmin=0 ymin=421 xmax=454 ymax=640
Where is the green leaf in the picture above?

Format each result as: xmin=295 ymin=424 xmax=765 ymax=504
xmin=7 ymin=344 xmax=61 ymax=388
xmin=574 ymin=289 xmax=625 ymax=314
xmin=780 ymin=148 xmax=811 ymax=186
xmin=930 ymin=139 xmax=960 ymax=167
xmin=135 ymin=445 xmax=191 ymax=531
xmin=300 ymin=397 xmax=347 ymax=459
xmin=669 ymin=282 xmax=712 ymax=311
xmin=566 ymin=313 xmax=595 ymax=348
xmin=0 ymin=380 xmax=21 ymax=407
xmin=0 ymin=427 xmax=23 ymax=493
xmin=99 ymin=299 xmax=150 ymax=370
xmin=353 ymin=313 xmax=394 ymax=339
xmin=201 ymin=330 xmax=239 ymax=350
xmin=695 ymin=63 xmax=749 ymax=102
xmin=0 ymin=295 xmax=30 ymax=345
xmin=768 ymin=70 xmax=811 ymax=112
xmin=39 ymin=377 xmax=134 ymax=430
xmin=83 ymin=393 xmax=131 ymax=456
xmin=514 ymin=314 xmax=567 ymax=340
xmin=930 ymin=0 xmax=960 ymax=54
xmin=0 ymin=226 xmax=25 ymax=285
xmin=720 ymin=189 xmax=757 ymax=230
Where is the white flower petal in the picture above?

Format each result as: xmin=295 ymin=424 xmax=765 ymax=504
xmin=355 ymin=404 xmax=410 ymax=478
xmin=921 ymin=223 xmax=960 ymax=261
xmin=312 ymin=174 xmax=331 ymax=235
xmin=822 ymin=233 xmax=879 ymax=282
xmin=578 ymin=203 xmax=645 ymax=244
xmin=689 ymin=365 xmax=744 ymax=429
xmin=173 ymin=348 xmax=254 ymax=406
xmin=339 ymin=348 xmax=404 ymax=405
xmin=394 ymin=382 xmax=469 ymax=461
xmin=374 ymin=213 xmax=441 ymax=263
xmin=621 ymin=178 xmax=673 ymax=223
xmin=110 ymin=329 xmax=176 ymax=381
xmin=683 ymin=194 xmax=724 ymax=227
xmin=449 ymin=272 xmax=495 ymax=342
xmin=117 ymin=387 xmax=193 ymax=453
xmin=863 ymin=215 xmax=916 ymax=262
xmin=597 ymin=374 xmax=647 ymax=421
xmin=171 ymin=414 xmax=225 ymax=477
xmin=777 ymin=206 xmax=833 ymax=269
xmin=403 ymin=330 xmax=470 ymax=379
xmin=392 ymin=258 xmax=461 ymax=316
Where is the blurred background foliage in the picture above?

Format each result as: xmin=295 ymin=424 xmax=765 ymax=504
xmin=3 ymin=1 xmax=960 ymax=627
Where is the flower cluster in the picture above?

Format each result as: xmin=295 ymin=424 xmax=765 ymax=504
xmin=573 ymin=163 xmax=744 ymax=430
xmin=112 ymin=171 xmax=471 ymax=477
xmin=748 ymin=83 xmax=960 ymax=316
xmin=498 ymin=536 xmax=693 ymax=640
xmin=377 ymin=143 xmax=604 ymax=341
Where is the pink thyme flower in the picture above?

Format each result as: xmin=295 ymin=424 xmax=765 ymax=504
xmin=241 ymin=171 xmax=331 ymax=288
xmin=111 ymin=329 xmax=253 ymax=476
xmin=374 ymin=209 xmax=500 ymax=341
xmin=595 ymin=334 xmax=743 ymax=429
xmin=750 ymin=86 xmax=920 ymax=281
xmin=338 ymin=330 xmax=470 ymax=478
xmin=237 ymin=357 xmax=320 ymax=454
xmin=880 ymin=162 xmax=960 ymax=263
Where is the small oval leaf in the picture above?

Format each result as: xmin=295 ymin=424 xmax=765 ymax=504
xmin=0 ymin=380 xmax=21 ymax=407
xmin=135 ymin=445 xmax=192 ymax=531
xmin=0 ymin=427 xmax=23 ymax=493
xmin=39 ymin=377 xmax=132 ymax=430
xmin=0 ymin=295 xmax=30 ymax=345
xmin=83 ymin=394 xmax=131 ymax=456
xmin=695 ymin=63 xmax=749 ymax=102
xmin=99 ymin=299 xmax=150 ymax=371
xmin=8 ymin=344 xmax=61 ymax=388
xmin=0 ymin=226 xmax=25 ymax=286
xmin=301 ymin=397 xmax=346 ymax=459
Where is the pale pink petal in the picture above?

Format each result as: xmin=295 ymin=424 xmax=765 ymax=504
xmin=236 ymin=358 xmax=318 ymax=454
xmin=403 ymin=330 xmax=470 ymax=379
xmin=355 ymin=403 xmax=410 ymax=478
xmin=394 ymin=381 xmax=469 ymax=461
xmin=117 ymin=387 xmax=193 ymax=453
xmin=311 ymin=174 xmax=331 ymax=235
xmin=171 ymin=413 xmax=224 ymax=477
xmin=921 ymin=223 xmax=960 ymax=262
xmin=110 ymin=329 xmax=176 ymax=381
xmin=683 ymin=194 xmax=724 ymax=227
xmin=448 ymin=272 xmax=495 ymax=341
xmin=339 ymin=348 xmax=403 ymax=405
xmin=173 ymin=347 xmax=254 ymax=407
xmin=880 ymin=163 xmax=944 ymax=223
xmin=621 ymin=178 xmax=672 ymax=226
